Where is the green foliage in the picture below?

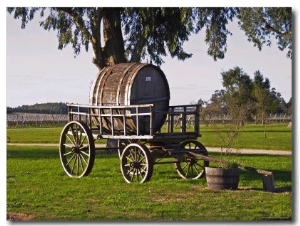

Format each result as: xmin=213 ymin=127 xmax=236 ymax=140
xmin=201 ymin=67 xmax=291 ymax=124
xmin=7 ymin=7 xmax=292 ymax=69
xmin=122 ymin=8 xmax=195 ymax=65
xmin=221 ymin=67 xmax=255 ymax=122
xmin=253 ymin=70 xmax=276 ymax=124
xmin=198 ymin=7 xmax=237 ymax=60
xmin=7 ymin=102 xmax=68 ymax=114
xmin=237 ymin=7 xmax=292 ymax=58
xmin=222 ymin=160 xmax=240 ymax=169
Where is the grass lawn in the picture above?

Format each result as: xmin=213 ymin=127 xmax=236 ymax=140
xmin=7 ymin=145 xmax=292 ymax=221
xmin=199 ymin=123 xmax=292 ymax=150
xmin=7 ymin=123 xmax=292 ymax=150
xmin=6 ymin=123 xmax=293 ymax=221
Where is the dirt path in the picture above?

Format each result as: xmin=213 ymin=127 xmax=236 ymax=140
xmin=205 ymin=147 xmax=291 ymax=156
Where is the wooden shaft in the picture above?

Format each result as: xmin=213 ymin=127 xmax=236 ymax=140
xmin=188 ymin=152 xmax=273 ymax=176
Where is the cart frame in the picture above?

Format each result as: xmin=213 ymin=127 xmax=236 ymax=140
xmin=59 ymin=103 xmax=209 ymax=183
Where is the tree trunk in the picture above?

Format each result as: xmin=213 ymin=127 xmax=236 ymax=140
xmin=90 ymin=8 xmax=126 ymax=70
xmin=90 ymin=8 xmax=105 ymax=70
xmin=102 ymin=8 xmax=126 ymax=67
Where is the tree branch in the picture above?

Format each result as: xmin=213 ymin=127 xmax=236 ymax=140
xmin=57 ymin=8 xmax=91 ymax=41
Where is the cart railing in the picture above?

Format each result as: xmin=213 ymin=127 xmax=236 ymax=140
xmin=164 ymin=104 xmax=200 ymax=135
xmin=66 ymin=103 xmax=201 ymax=139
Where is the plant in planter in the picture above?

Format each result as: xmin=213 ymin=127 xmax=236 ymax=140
xmin=202 ymin=68 xmax=255 ymax=190
xmin=205 ymin=123 xmax=243 ymax=190
xmin=204 ymin=100 xmax=254 ymax=190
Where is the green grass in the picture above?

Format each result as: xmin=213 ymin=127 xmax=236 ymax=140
xmin=6 ymin=127 xmax=62 ymax=143
xmin=7 ymin=145 xmax=292 ymax=221
xmin=7 ymin=123 xmax=292 ymax=150
xmin=199 ymin=123 xmax=292 ymax=150
xmin=6 ymin=127 xmax=107 ymax=144
xmin=6 ymin=123 xmax=293 ymax=221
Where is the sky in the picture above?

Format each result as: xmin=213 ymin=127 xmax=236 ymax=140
xmin=5 ymin=6 xmax=293 ymax=108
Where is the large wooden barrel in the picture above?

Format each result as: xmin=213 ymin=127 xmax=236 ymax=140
xmin=89 ymin=62 xmax=170 ymax=135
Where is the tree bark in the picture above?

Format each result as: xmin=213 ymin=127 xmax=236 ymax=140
xmin=102 ymin=8 xmax=126 ymax=67
xmin=90 ymin=8 xmax=105 ymax=70
xmin=90 ymin=8 xmax=126 ymax=69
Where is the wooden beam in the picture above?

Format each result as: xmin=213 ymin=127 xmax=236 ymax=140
xmin=189 ymin=152 xmax=275 ymax=192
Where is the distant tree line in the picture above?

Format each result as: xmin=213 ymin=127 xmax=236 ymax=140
xmin=198 ymin=67 xmax=292 ymax=125
xmin=7 ymin=65 xmax=292 ymax=127
xmin=7 ymin=102 xmax=68 ymax=114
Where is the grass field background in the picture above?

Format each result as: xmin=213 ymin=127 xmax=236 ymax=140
xmin=7 ymin=123 xmax=292 ymax=150
xmin=6 ymin=123 xmax=293 ymax=221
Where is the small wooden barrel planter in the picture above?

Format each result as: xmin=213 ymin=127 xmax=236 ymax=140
xmin=205 ymin=167 xmax=241 ymax=190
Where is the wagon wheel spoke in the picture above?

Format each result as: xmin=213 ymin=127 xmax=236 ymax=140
xmin=71 ymin=154 xmax=77 ymax=174
xmin=59 ymin=121 xmax=95 ymax=178
xmin=120 ymin=143 xmax=153 ymax=183
xmin=117 ymin=140 xmax=131 ymax=159
xmin=80 ymin=157 xmax=85 ymax=172
xmin=126 ymin=154 xmax=134 ymax=163
xmin=80 ymin=149 xmax=90 ymax=157
xmin=135 ymin=169 xmax=139 ymax=182
xmin=63 ymin=150 xmax=73 ymax=156
xmin=75 ymin=124 xmax=81 ymax=144
xmin=194 ymin=161 xmax=205 ymax=170
xmin=65 ymin=133 xmax=76 ymax=146
xmin=78 ymin=126 xmax=83 ymax=145
xmin=76 ymin=155 xmax=80 ymax=176
xmin=70 ymin=126 xmax=78 ymax=143
xmin=66 ymin=153 xmax=76 ymax=166
xmin=63 ymin=143 xmax=74 ymax=149
xmin=175 ymin=140 xmax=209 ymax=179
xmin=79 ymin=153 xmax=88 ymax=165
xmin=79 ymin=144 xmax=90 ymax=152
xmin=79 ymin=136 xmax=87 ymax=147
xmin=191 ymin=164 xmax=200 ymax=175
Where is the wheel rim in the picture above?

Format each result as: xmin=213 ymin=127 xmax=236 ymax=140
xmin=120 ymin=143 xmax=153 ymax=183
xmin=117 ymin=139 xmax=130 ymax=159
xmin=175 ymin=140 xmax=209 ymax=179
xmin=59 ymin=121 xmax=95 ymax=178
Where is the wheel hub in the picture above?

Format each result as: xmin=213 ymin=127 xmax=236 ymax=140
xmin=130 ymin=161 xmax=141 ymax=169
xmin=71 ymin=146 xmax=81 ymax=154
xmin=186 ymin=157 xmax=197 ymax=165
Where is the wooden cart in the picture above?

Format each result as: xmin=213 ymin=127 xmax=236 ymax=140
xmin=59 ymin=103 xmax=209 ymax=183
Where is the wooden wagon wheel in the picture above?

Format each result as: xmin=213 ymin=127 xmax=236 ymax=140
xmin=117 ymin=139 xmax=131 ymax=159
xmin=59 ymin=120 xmax=95 ymax=178
xmin=120 ymin=143 xmax=153 ymax=183
xmin=117 ymin=139 xmax=140 ymax=158
xmin=175 ymin=140 xmax=209 ymax=179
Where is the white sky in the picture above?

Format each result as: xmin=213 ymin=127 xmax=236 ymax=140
xmin=6 ymin=6 xmax=293 ymax=107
